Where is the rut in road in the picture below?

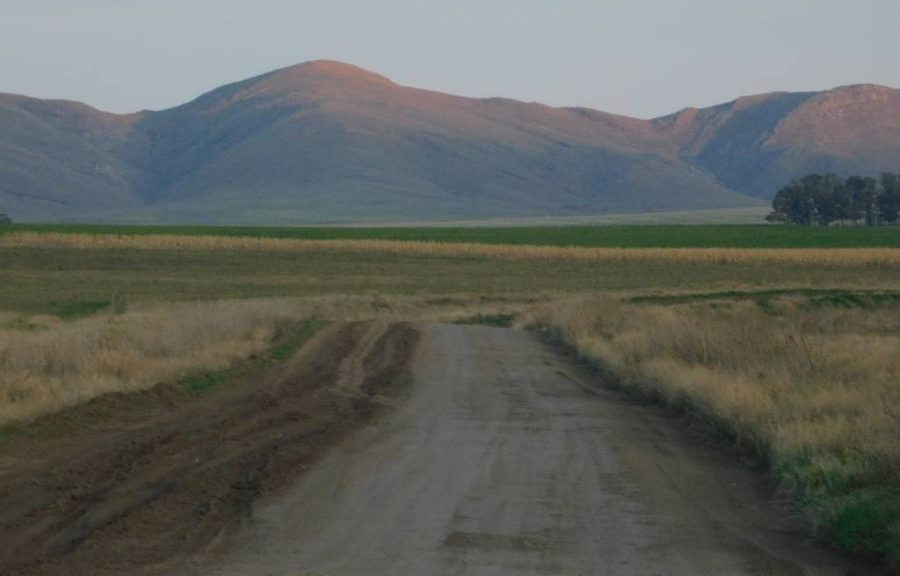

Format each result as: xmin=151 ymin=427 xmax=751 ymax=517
xmin=192 ymin=323 xmax=870 ymax=576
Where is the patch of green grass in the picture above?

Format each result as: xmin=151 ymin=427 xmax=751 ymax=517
xmin=807 ymin=291 xmax=900 ymax=309
xmin=630 ymin=289 xmax=900 ymax=312
xmin=783 ymin=458 xmax=900 ymax=560
xmin=181 ymin=371 xmax=230 ymax=395
xmin=55 ymin=300 xmax=111 ymax=320
xmin=0 ymin=425 xmax=23 ymax=445
xmin=774 ymin=455 xmax=900 ymax=561
xmin=455 ymin=313 xmax=516 ymax=327
xmin=270 ymin=319 xmax=322 ymax=361
xmin=630 ymin=288 xmax=837 ymax=305
xmin=826 ymin=491 xmax=900 ymax=559
xmin=5 ymin=223 xmax=900 ymax=248
xmin=181 ymin=319 xmax=322 ymax=395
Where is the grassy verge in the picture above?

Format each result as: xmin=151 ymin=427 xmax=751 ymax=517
xmin=181 ymin=319 xmax=321 ymax=394
xmin=454 ymin=313 xmax=517 ymax=328
xmin=527 ymin=294 xmax=900 ymax=565
xmin=0 ymin=299 xmax=328 ymax=425
xmin=630 ymin=288 xmax=900 ymax=311
xmin=0 ymin=293 xmax=532 ymax=425
xmin=0 ymin=319 xmax=323 ymax=444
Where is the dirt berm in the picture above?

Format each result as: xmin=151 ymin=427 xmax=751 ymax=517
xmin=0 ymin=321 xmax=419 ymax=576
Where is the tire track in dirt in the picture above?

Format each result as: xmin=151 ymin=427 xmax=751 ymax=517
xmin=190 ymin=323 xmax=884 ymax=576
xmin=0 ymin=321 xmax=419 ymax=576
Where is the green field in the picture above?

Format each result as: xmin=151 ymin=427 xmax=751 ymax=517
xmin=3 ymin=244 xmax=900 ymax=315
xmin=4 ymin=223 xmax=900 ymax=248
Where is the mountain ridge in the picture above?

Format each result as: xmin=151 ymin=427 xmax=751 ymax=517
xmin=1 ymin=61 xmax=898 ymax=223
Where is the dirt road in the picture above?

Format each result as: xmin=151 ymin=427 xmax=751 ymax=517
xmin=0 ymin=322 xmax=419 ymax=576
xmin=190 ymin=324 xmax=870 ymax=576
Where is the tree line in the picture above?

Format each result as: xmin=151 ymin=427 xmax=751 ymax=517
xmin=768 ymin=173 xmax=900 ymax=225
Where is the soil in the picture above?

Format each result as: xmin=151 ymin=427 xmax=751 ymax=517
xmin=0 ymin=321 xmax=419 ymax=576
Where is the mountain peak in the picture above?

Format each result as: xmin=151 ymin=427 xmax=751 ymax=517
xmin=177 ymin=60 xmax=397 ymax=111
xmin=264 ymin=60 xmax=395 ymax=87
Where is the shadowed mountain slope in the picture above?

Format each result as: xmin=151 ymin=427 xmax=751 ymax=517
xmin=1 ymin=61 xmax=898 ymax=223
xmin=652 ymin=84 xmax=900 ymax=198
xmin=0 ymin=96 xmax=144 ymax=220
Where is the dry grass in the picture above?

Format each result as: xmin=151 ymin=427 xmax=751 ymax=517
xmin=4 ymin=231 xmax=900 ymax=266
xmin=528 ymin=298 xmax=900 ymax=464
xmin=0 ymin=295 xmax=522 ymax=426
xmin=0 ymin=300 xmax=292 ymax=425
xmin=526 ymin=296 xmax=900 ymax=557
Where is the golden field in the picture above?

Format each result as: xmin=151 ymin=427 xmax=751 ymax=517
xmin=4 ymin=231 xmax=900 ymax=266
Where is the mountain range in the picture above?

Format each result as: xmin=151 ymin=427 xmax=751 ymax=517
xmin=2 ymin=60 xmax=899 ymax=223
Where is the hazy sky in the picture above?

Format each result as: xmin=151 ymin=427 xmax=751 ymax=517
xmin=2 ymin=0 xmax=899 ymax=118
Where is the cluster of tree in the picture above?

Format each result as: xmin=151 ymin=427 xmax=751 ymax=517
xmin=768 ymin=173 xmax=900 ymax=225
xmin=0 ymin=212 xmax=11 ymax=225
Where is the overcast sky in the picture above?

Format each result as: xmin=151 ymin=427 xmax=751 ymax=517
xmin=2 ymin=0 xmax=899 ymax=119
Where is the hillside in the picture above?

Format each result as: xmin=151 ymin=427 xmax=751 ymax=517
xmin=1 ymin=61 xmax=898 ymax=223
xmin=0 ymin=96 xmax=144 ymax=220
xmin=652 ymin=84 xmax=900 ymax=198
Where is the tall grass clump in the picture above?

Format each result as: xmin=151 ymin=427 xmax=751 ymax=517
xmin=0 ymin=299 xmax=307 ymax=425
xmin=528 ymin=296 xmax=900 ymax=562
